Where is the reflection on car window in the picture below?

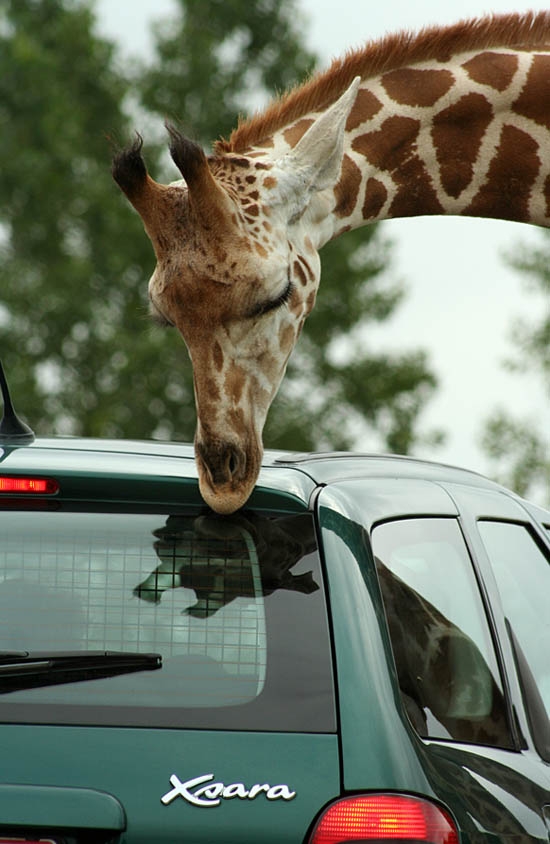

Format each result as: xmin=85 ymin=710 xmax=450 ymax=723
xmin=372 ymin=518 xmax=513 ymax=748
xmin=0 ymin=509 xmax=334 ymax=732
xmin=477 ymin=521 xmax=550 ymax=725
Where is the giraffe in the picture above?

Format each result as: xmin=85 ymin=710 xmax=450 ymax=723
xmin=113 ymin=11 xmax=550 ymax=515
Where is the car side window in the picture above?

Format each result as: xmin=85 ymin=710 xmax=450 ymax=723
xmin=372 ymin=518 xmax=513 ymax=748
xmin=477 ymin=521 xmax=550 ymax=757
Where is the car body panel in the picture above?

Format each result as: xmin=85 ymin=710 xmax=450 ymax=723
xmin=0 ymin=726 xmax=339 ymax=841
xmin=1 ymin=438 xmax=317 ymax=512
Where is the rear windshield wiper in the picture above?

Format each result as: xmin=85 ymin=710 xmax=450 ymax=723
xmin=0 ymin=650 xmax=162 ymax=693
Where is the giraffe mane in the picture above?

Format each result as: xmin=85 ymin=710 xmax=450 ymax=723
xmin=215 ymin=11 xmax=550 ymax=154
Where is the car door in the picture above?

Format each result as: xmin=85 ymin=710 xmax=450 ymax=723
xmin=371 ymin=480 xmax=550 ymax=844
xmin=444 ymin=484 xmax=550 ymax=828
xmin=318 ymin=477 xmax=550 ymax=844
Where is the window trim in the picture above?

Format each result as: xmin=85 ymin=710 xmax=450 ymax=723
xmin=477 ymin=519 xmax=550 ymax=761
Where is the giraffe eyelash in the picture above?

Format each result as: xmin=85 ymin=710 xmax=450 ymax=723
xmin=249 ymin=280 xmax=294 ymax=319
xmin=149 ymin=304 xmax=175 ymax=329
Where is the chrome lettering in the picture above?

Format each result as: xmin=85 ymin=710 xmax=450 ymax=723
xmin=161 ymin=773 xmax=296 ymax=807
xmin=267 ymin=784 xmax=296 ymax=800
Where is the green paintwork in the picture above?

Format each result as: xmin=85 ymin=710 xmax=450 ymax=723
xmin=318 ymin=486 xmax=433 ymax=795
xmin=0 ymin=725 xmax=339 ymax=842
xmin=0 ymin=784 xmax=126 ymax=830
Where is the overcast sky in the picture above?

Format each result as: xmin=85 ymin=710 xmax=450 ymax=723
xmin=95 ymin=0 xmax=549 ymax=479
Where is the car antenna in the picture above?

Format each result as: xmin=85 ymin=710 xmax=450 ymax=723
xmin=0 ymin=360 xmax=35 ymax=444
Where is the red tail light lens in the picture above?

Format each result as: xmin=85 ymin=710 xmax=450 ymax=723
xmin=309 ymin=794 xmax=459 ymax=844
xmin=0 ymin=477 xmax=58 ymax=494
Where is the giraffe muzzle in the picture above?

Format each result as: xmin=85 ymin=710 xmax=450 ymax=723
xmin=195 ymin=439 xmax=258 ymax=515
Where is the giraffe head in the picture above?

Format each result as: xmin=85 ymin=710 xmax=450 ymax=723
xmin=113 ymin=80 xmax=359 ymax=514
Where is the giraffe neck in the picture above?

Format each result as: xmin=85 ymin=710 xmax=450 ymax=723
xmin=328 ymin=48 xmax=550 ymax=240
xmin=228 ymin=14 xmax=550 ymax=248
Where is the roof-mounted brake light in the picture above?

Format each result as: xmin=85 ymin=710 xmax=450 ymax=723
xmin=309 ymin=794 xmax=459 ymax=844
xmin=0 ymin=477 xmax=59 ymax=494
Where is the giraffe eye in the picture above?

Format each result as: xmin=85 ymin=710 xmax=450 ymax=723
xmin=249 ymin=280 xmax=294 ymax=319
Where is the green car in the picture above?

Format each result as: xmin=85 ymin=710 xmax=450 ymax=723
xmin=0 ymin=382 xmax=549 ymax=841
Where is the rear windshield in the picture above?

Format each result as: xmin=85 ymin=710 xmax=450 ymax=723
xmin=0 ymin=506 xmax=335 ymax=732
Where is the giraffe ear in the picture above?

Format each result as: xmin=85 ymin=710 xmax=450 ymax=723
xmin=273 ymin=76 xmax=361 ymax=217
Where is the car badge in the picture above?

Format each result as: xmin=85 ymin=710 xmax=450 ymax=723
xmin=161 ymin=773 xmax=296 ymax=808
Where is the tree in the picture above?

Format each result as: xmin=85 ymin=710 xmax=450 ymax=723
xmin=0 ymin=0 xmax=195 ymax=438
xmin=0 ymin=0 xmax=439 ymax=457
xmin=481 ymin=234 xmax=550 ymax=504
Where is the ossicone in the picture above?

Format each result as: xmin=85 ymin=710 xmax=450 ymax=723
xmin=166 ymin=125 xmax=209 ymax=188
xmin=165 ymin=125 xmax=233 ymax=223
xmin=111 ymin=133 xmax=148 ymax=201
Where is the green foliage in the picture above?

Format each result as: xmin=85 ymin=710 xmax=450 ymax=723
xmin=0 ymin=0 xmax=194 ymax=438
xmin=139 ymin=0 xmax=316 ymax=142
xmin=482 ymin=411 xmax=549 ymax=501
xmin=481 ymin=234 xmax=550 ymax=504
xmin=0 ymin=0 xmax=439 ymax=457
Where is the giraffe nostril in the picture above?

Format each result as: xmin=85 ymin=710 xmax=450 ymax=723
xmin=228 ymin=451 xmax=239 ymax=478
xmin=197 ymin=440 xmax=246 ymax=487
xmin=226 ymin=445 xmax=247 ymax=481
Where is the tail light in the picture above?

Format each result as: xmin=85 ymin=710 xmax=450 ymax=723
xmin=0 ymin=477 xmax=59 ymax=494
xmin=309 ymin=794 xmax=459 ymax=844
xmin=0 ymin=839 xmax=57 ymax=843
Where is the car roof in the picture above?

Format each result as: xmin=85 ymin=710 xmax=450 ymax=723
xmin=0 ymin=435 xmax=508 ymax=494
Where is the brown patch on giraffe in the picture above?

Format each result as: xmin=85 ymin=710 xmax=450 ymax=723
xmin=293 ymin=260 xmax=308 ymax=287
xmin=334 ymin=154 xmax=362 ymax=218
xmin=362 ymin=177 xmax=388 ymax=219
xmin=297 ymin=254 xmax=315 ymax=281
xmin=212 ymin=341 xmax=224 ymax=372
xmin=353 ymin=116 xmax=420 ymax=171
xmin=346 ymin=88 xmax=383 ymax=130
xmin=432 ymin=93 xmax=494 ymax=198
xmin=466 ymin=124 xmax=540 ymax=221
xmin=278 ymin=323 xmax=295 ymax=355
xmin=283 ymin=118 xmax=315 ymax=148
xmin=381 ymin=68 xmax=454 ymax=106
xmin=354 ymin=115 xmax=443 ymax=215
xmin=224 ymin=365 xmax=247 ymax=407
xmin=289 ymin=287 xmax=303 ymax=315
xmin=305 ymin=290 xmax=317 ymax=314
xmin=462 ymin=51 xmax=519 ymax=91
xmin=254 ymin=242 xmax=268 ymax=257
xmin=354 ymin=116 xmax=443 ymax=217
xmin=513 ymin=54 xmax=550 ymax=130
xmin=262 ymin=176 xmax=277 ymax=190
